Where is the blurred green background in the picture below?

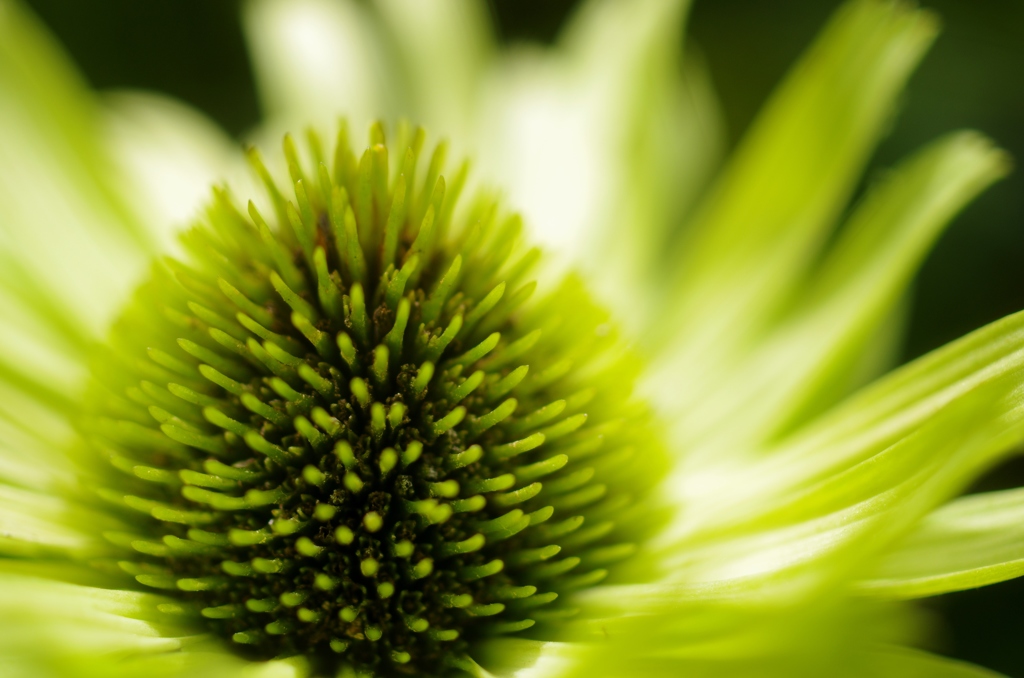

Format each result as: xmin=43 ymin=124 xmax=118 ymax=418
xmin=22 ymin=0 xmax=1024 ymax=673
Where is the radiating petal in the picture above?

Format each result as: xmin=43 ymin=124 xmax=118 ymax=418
xmin=0 ymin=395 xmax=77 ymax=490
xmin=655 ymin=0 xmax=937 ymax=388
xmin=768 ymin=309 xmax=1024 ymax=490
xmin=590 ymin=52 xmax=724 ymax=332
xmin=0 ymin=280 xmax=86 ymax=416
xmin=659 ymin=377 xmax=1024 ymax=587
xmin=103 ymin=91 xmax=251 ymax=255
xmin=0 ymin=484 xmax=97 ymax=557
xmin=675 ymin=301 xmax=1024 ymax=522
xmin=372 ymin=0 xmax=494 ymax=135
xmin=244 ymin=0 xmax=388 ymax=133
xmin=476 ymin=0 xmax=716 ymax=331
xmin=860 ymin=486 xmax=1024 ymax=599
xmin=663 ymin=131 xmax=1010 ymax=451
xmin=858 ymin=646 xmax=1005 ymax=678
xmin=563 ymin=590 xmax=924 ymax=678
xmin=473 ymin=639 xmax=570 ymax=678
xmin=768 ymin=131 xmax=1009 ymax=431
xmin=0 ymin=573 xmax=311 ymax=677
xmin=0 ymin=0 xmax=150 ymax=341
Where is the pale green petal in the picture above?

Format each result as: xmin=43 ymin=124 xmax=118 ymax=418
xmin=860 ymin=487 xmax=1024 ymax=599
xmin=0 ymin=574 xmax=308 ymax=678
xmin=589 ymin=51 xmax=723 ymax=333
xmin=473 ymin=639 xmax=570 ymax=678
xmin=244 ymin=0 xmax=389 ymax=133
xmin=0 ymin=0 xmax=150 ymax=341
xmin=770 ymin=309 xmax=1024 ymax=489
xmin=0 ymin=284 xmax=85 ymax=410
xmin=372 ymin=0 xmax=494 ymax=135
xmin=773 ymin=132 xmax=1009 ymax=431
xmin=664 ymin=131 xmax=1009 ymax=453
xmin=0 ymin=576 xmax=185 ymax=671
xmin=859 ymin=646 xmax=1005 ymax=678
xmin=567 ymin=392 xmax=1010 ymax=678
xmin=0 ymin=398 xmax=107 ymax=555
xmin=103 ymin=91 xmax=251 ymax=254
xmin=654 ymin=0 xmax=937 ymax=392
xmin=562 ymin=591 xmax=924 ymax=678
xmin=0 ymin=484 xmax=95 ymax=557
xmin=0 ymin=402 xmax=76 ymax=490
xmin=561 ymin=0 xmax=722 ymax=321
xmin=476 ymin=0 xmax=712 ymax=331
xmin=667 ymin=307 xmax=1024 ymax=551
xmin=658 ymin=381 xmax=1024 ymax=589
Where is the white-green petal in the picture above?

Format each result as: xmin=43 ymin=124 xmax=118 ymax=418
xmin=654 ymin=0 xmax=938 ymax=398
xmin=769 ymin=308 xmax=1024 ymax=493
xmin=373 ymin=0 xmax=494 ymax=136
xmin=475 ymin=0 xmax=692 ymax=280
xmin=584 ymin=49 xmax=724 ymax=334
xmin=561 ymin=591 xmax=925 ymax=678
xmin=859 ymin=646 xmax=1005 ymax=678
xmin=0 ymin=404 xmax=77 ymax=491
xmin=860 ymin=486 xmax=1024 ymax=599
xmin=0 ymin=285 xmax=87 ymax=409
xmin=665 ymin=130 xmax=1010 ymax=454
xmin=661 ymin=386 xmax=1024 ymax=587
xmin=473 ymin=639 xmax=570 ymax=678
xmin=0 ymin=484 xmax=97 ymax=556
xmin=244 ymin=0 xmax=389 ymax=134
xmin=667 ymin=306 xmax=1024 ymax=549
xmin=103 ymin=91 xmax=252 ymax=255
xmin=768 ymin=131 xmax=1010 ymax=432
xmin=0 ymin=0 xmax=150 ymax=341
xmin=0 ymin=573 xmax=311 ymax=678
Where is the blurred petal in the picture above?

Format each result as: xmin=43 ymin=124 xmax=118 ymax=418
xmin=860 ymin=647 xmax=1004 ymax=678
xmin=0 ymin=484 xmax=95 ymax=557
xmin=476 ymin=0 xmax=715 ymax=331
xmin=103 ymin=91 xmax=251 ymax=254
xmin=662 ymin=131 xmax=1010 ymax=450
xmin=0 ymin=417 xmax=71 ymax=490
xmin=860 ymin=487 xmax=1024 ymax=599
xmin=563 ymin=592 xmax=924 ymax=678
xmin=768 ymin=132 xmax=1009 ymax=431
xmin=771 ymin=309 xmax=1024 ymax=491
xmin=244 ymin=0 xmax=388 ymax=133
xmin=0 ymin=573 xmax=310 ymax=678
xmin=676 ymin=308 xmax=1024 ymax=530
xmin=474 ymin=639 xmax=570 ymax=678
xmin=592 ymin=51 xmax=724 ymax=332
xmin=656 ymin=0 xmax=937 ymax=385
xmin=373 ymin=0 xmax=494 ymax=135
xmin=0 ymin=0 xmax=149 ymax=342
xmin=660 ymin=378 xmax=1024 ymax=587
xmin=0 ymin=277 xmax=85 ymax=413
xmin=565 ymin=387 xmax=1019 ymax=676
xmin=0 ymin=388 xmax=77 ymax=490
xmin=0 ymin=574 xmax=185 ymax=678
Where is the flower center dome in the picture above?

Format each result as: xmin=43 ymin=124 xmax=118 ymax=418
xmin=86 ymin=122 xmax=664 ymax=676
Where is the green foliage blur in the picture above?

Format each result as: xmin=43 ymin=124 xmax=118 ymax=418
xmin=22 ymin=0 xmax=1024 ymax=674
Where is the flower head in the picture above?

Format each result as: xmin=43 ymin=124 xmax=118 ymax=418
xmin=1 ymin=0 xmax=1023 ymax=677
xmin=84 ymin=123 xmax=663 ymax=675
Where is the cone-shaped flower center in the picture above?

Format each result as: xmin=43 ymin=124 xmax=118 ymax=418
xmin=85 ymin=122 xmax=664 ymax=675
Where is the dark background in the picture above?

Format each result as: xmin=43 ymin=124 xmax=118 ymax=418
xmin=23 ymin=0 xmax=1024 ymax=673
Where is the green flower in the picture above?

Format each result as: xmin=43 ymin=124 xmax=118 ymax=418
xmin=0 ymin=0 xmax=1021 ymax=677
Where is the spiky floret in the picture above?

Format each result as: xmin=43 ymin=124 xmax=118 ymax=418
xmin=81 ymin=121 xmax=666 ymax=675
